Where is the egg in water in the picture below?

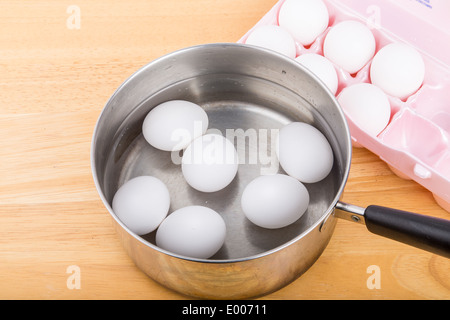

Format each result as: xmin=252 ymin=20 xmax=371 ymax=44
xmin=324 ymin=20 xmax=376 ymax=75
xmin=278 ymin=0 xmax=329 ymax=46
xmin=338 ymin=83 xmax=391 ymax=137
xmin=245 ymin=24 xmax=297 ymax=59
xmin=241 ymin=174 xmax=309 ymax=229
xmin=278 ymin=122 xmax=334 ymax=184
xmin=155 ymin=206 xmax=226 ymax=259
xmin=182 ymin=133 xmax=239 ymax=193
xmin=112 ymin=176 xmax=170 ymax=236
xmin=370 ymin=42 xmax=425 ymax=100
xmin=142 ymin=100 xmax=209 ymax=152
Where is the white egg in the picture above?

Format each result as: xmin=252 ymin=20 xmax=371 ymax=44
xmin=324 ymin=20 xmax=376 ymax=74
xmin=278 ymin=122 xmax=334 ymax=183
xmin=112 ymin=176 xmax=170 ymax=236
xmin=182 ymin=134 xmax=239 ymax=193
xmin=155 ymin=206 xmax=226 ymax=259
xmin=296 ymin=53 xmax=338 ymax=95
xmin=142 ymin=100 xmax=209 ymax=152
xmin=278 ymin=0 xmax=329 ymax=46
xmin=245 ymin=24 xmax=297 ymax=59
xmin=370 ymin=43 xmax=425 ymax=100
xmin=338 ymin=83 xmax=391 ymax=137
xmin=241 ymin=174 xmax=309 ymax=229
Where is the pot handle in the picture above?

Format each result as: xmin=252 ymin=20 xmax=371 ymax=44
xmin=335 ymin=202 xmax=450 ymax=258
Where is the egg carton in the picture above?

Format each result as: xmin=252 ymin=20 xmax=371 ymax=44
xmin=238 ymin=0 xmax=450 ymax=212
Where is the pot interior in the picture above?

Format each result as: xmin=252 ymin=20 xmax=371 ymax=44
xmin=93 ymin=44 xmax=351 ymax=261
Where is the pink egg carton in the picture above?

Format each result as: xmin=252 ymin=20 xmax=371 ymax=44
xmin=238 ymin=0 xmax=450 ymax=212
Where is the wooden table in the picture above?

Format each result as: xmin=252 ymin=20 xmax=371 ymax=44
xmin=1 ymin=0 xmax=449 ymax=300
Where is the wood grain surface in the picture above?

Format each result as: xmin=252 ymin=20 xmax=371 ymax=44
xmin=0 ymin=0 xmax=449 ymax=300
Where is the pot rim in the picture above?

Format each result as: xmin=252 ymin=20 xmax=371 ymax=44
xmin=90 ymin=42 xmax=353 ymax=264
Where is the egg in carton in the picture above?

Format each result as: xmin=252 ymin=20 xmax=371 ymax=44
xmin=238 ymin=0 xmax=450 ymax=213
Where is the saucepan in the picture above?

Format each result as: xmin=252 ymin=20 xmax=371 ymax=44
xmin=91 ymin=43 xmax=450 ymax=299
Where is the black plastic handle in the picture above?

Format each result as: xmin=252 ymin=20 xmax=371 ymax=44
xmin=365 ymin=206 xmax=450 ymax=258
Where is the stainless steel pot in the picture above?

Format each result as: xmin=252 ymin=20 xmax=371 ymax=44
xmin=91 ymin=43 xmax=450 ymax=299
